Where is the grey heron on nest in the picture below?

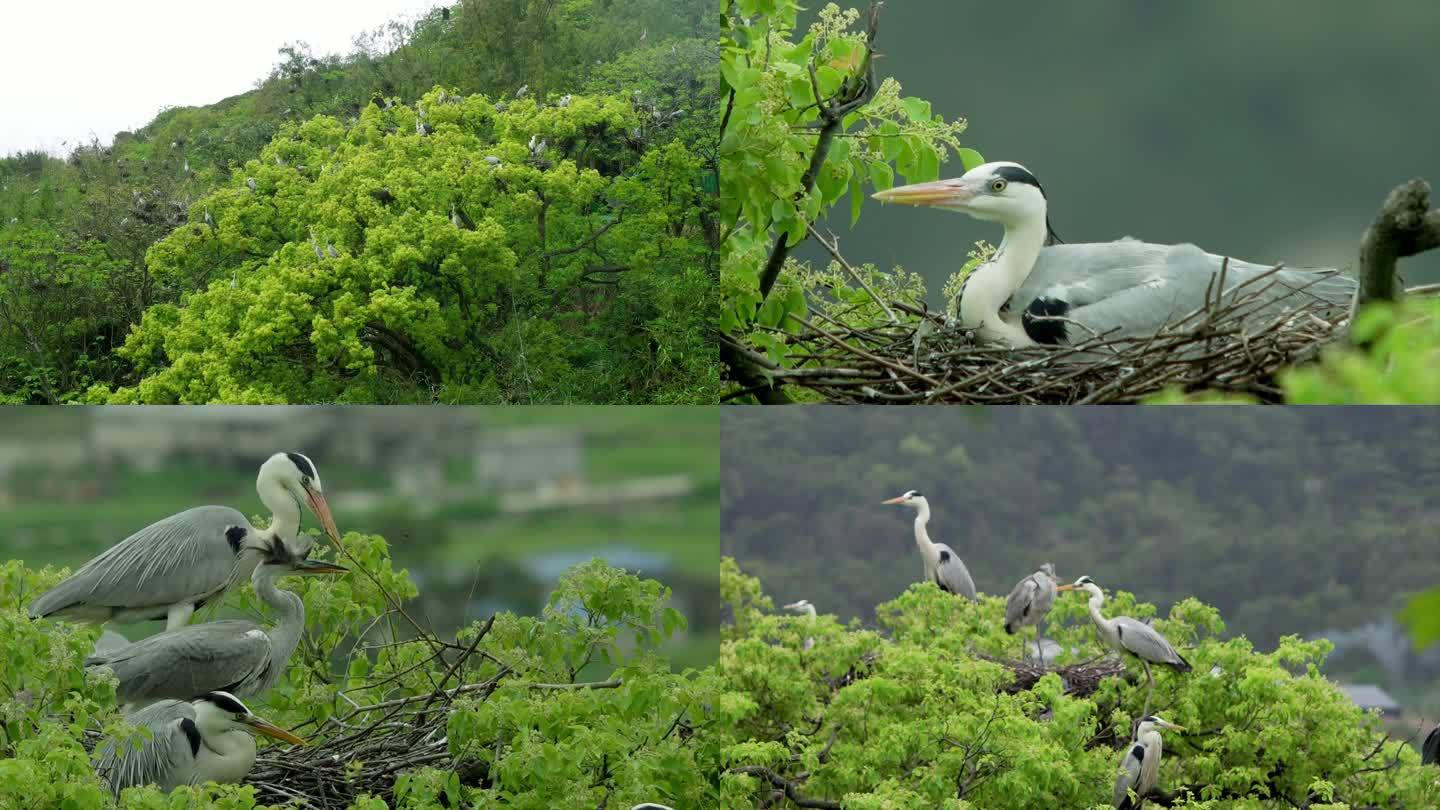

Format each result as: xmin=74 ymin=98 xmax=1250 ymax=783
xmin=28 ymin=453 xmax=341 ymax=631
xmin=1004 ymin=562 xmax=1058 ymax=662
xmin=883 ymin=490 xmax=977 ymax=600
xmin=1113 ymin=714 xmax=1185 ymax=809
xmin=873 ymin=162 xmax=1356 ymax=347
xmin=94 ymin=691 xmax=305 ymax=796
xmin=86 ymin=537 xmax=347 ymax=709
xmin=1059 ymin=576 xmax=1192 ymax=718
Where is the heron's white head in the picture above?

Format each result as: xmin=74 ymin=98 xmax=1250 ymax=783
xmin=192 ymin=691 xmax=308 ymax=745
xmin=882 ymin=489 xmax=928 ymax=509
xmin=258 ymin=452 xmax=341 ymax=548
xmin=1057 ymin=575 xmax=1102 ymax=597
xmin=872 ymin=161 xmax=1053 ymax=232
xmin=1136 ymin=714 xmax=1186 ymax=734
xmin=782 ymin=599 xmax=813 ymax=613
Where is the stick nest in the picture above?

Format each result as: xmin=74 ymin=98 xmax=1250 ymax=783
xmin=746 ymin=265 xmax=1356 ymax=404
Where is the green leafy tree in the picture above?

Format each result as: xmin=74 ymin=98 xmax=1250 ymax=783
xmin=0 ymin=543 xmax=717 ymax=808
xmin=718 ymin=559 xmax=1440 ymax=808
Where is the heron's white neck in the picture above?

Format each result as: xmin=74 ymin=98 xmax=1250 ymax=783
xmin=257 ymin=475 xmax=301 ymax=541
xmin=252 ymin=566 xmax=306 ymax=693
xmin=958 ymin=214 xmax=1048 ymax=346
xmin=1084 ymin=585 xmax=1111 ymax=629
xmin=798 ymin=605 xmax=816 ymax=620
xmin=911 ymin=499 xmax=936 ymax=558
xmin=193 ymin=705 xmax=257 ymax=759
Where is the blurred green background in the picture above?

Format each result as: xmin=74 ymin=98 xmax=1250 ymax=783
xmin=0 ymin=406 xmax=718 ymax=669
xmin=809 ymin=1 xmax=1440 ymax=305
xmin=722 ymin=407 xmax=1440 ymax=737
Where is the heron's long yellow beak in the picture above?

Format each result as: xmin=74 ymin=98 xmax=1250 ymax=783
xmin=1056 ymin=584 xmax=1079 ymax=592
xmin=305 ymin=487 xmax=342 ymax=548
xmin=294 ymin=558 xmax=349 ymax=576
xmin=245 ymin=716 xmax=307 ymax=746
xmin=872 ymin=179 xmax=972 ymax=207
xmin=881 ymin=496 xmax=906 ymax=505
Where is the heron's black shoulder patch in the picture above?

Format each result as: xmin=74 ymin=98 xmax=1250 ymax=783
xmin=938 ymin=549 xmax=951 ymax=563
xmin=993 ymin=165 xmax=1047 ymax=198
xmin=225 ymin=526 xmax=248 ymax=554
xmin=179 ymin=718 xmax=202 ymax=757
xmin=1022 ymin=296 xmax=1070 ymax=345
xmin=1130 ymin=743 xmax=1145 ymax=764
xmin=285 ymin=452 xmax=316 ymax=478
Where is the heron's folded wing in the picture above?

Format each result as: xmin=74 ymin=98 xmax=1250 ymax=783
xmin=90 ymin=620 xmax=270 ymax=703
xmin=94 ymin=699 xmax=194 ymax=795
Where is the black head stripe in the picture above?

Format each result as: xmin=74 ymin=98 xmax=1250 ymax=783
xmin=285 ymin=452 xmax=316 ymax=479
xmin=911 ymin=491 xmax=923 ymax=497
xmin=992 ymin=165 xmax=1046 ymax=198
xmin=179 ymin=718 xmax=203 ymax=756
xmin=225 ymin=526 xmax=248 ymax=554
xmin=205 ymin=691 xmax=249 ymax=714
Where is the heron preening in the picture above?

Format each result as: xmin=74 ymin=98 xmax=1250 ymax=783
xmin=872 ymin=162 xmax=1356 ymax=348
xmin=1004 ymin=563 xmax=1057 ymax=662
xmin=85 ymin=536 xmax=347 ymax=709
xmin=28 ymin=452 xmax=340 ymax=631
xmin=1059 ymin=576 xmax=1192 ymax=718
xmin=1113 ymin=715 xmax=1185 ymax=810
xmin=883 ymin=490 xmax=977 ymax=600
xmin=782 ymin=599 xmax=817 ymax=651
xmin=94 ymin=691 xmax=305 ymax=797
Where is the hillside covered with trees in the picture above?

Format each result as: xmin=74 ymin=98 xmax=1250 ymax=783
xmin=0 ymin=0 xmax=718 ymax=404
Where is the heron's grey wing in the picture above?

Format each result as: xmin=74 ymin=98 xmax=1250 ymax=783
xmin=1113 ymin=743 xmax=1144 ymax=808
xmin=1004 ymin=576 xmax=1038 ymax=630
xmin=1033 ymin=573 xmax=1057 ymax=615
xmin=94 ymin=699 xmax=195 ymax=796
xmin=1113 ymin=617 xmax=1190 ymax=670
xmin=91 ymin=629 xmax=132 ymax=657
xmin=29 ymin=506 xmax=254 ymax=619
xmin=933 ymin=544 xmax=977 ymax=600
xmin=88 ymin=619 xmax=271 ymax=703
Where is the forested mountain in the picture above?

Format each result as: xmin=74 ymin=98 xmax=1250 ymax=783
xmin=721 ymin=408 xmax=1440 ymax=694
xmin=0 ymin=0 xmax=718 ymax=404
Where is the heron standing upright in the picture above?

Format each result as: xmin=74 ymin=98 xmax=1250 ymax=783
xmin=1004 ymin=563 xmax=1058 ymax=662
xmin=1113 ymin=714 xmax=1185 ymax=810
xmin=873 ymin=162 xmax=1355 ymax=347
xmin=882 ymin=490 xmax=977 ymax=600
xmin=85 ymin=536 xmax=347 ymax=709
xmin=1059 ymin=576 xmax=1192 ymax=717
xmin=28 ymin=452 xmax=341 ymax=630
xmin=782 ymin=599 xmax=818 ymax=651
xmin=94 ymin=691 xmax=305 ymax=796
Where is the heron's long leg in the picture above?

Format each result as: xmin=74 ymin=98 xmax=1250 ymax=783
xmin=1140 ymin=660 xmax=1155 ymax=719
xmin=1036 ymin=618 xmax=1048 ymax=665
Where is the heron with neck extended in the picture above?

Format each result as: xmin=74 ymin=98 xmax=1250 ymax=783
xmin=883 ymin=490 xmax=977 ymax=600
xmin=1059 ymin=576 xmax=1192 ymax=718
xmin=28 ymin=452 xmax=341 ymax=631
xmin=874 ymin=162 xmax=1355 ymax=348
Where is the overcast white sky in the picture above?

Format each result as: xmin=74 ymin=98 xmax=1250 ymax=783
xmin=0 ymin=0 xmax=443 ymax=158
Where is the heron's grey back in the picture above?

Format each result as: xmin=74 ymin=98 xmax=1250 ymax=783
xmin=87 ymin=619 xmax=271 ymax=704
xmin=29 ymin=505 xmax=254 ymax=619
xmin=94 ymin=699 xmax=194 ymax=796
xmin=1114 ymin=616 xmax=1184 ymax=665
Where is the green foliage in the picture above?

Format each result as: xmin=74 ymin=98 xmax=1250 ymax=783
xmin=0 ymin=544 xmax=717 ymax=807
xmin=717 ymin=559 xmax=1440 ymax=808
xmin=720 ymin=0 xmax=970 ymax=374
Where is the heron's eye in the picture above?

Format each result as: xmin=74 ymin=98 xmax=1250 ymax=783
xmin=989 ymin=178 xmax=1007 ymax=193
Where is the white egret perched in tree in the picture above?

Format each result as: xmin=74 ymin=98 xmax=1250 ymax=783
xmin=1004 ymin=563 xmax=1058 ymax=662
xmin=873 ymin=162 xmax=1355 ymax=348
xmin=882 ymin=490 xmax=977 ymax=600
xmin=1059 ymin=576 xmax=1192 ymax=717
xmin=28 ymin=453 xmax=341 ymax=631
xmin=86 ymin=537 xmax=347 ymax=709
xmin=94 ymin=691 xmax=305 ymax=797
xmin=1113 ymin=715 xmax=1185 ymax=810
xmin=782 ymin=599 xmax=818 ymax=651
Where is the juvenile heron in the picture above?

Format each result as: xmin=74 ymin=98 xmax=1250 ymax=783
xmin=1004 ymin=563 xmax=1058 ymax=662
xmin=86 ymin=537 xmax=347 ymax=709
xmin=95 ymin=691 xmax=305 ymax=796
xmin=1059 ymin=576 xmax=1191 ymax=717
xmin=882 ymin=490 xmax=977 ymax=600
xmin=1113 ymin=715 xmax=1185 ymax=809
xmin=28 ymin=452 xmax=341 ymax=630
xmin=873 ymin=162 xmax=1356 ymax=347
xmin=782 ymin=599 xmax=818 ymax=651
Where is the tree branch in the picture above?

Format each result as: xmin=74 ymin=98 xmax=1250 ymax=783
xmin=1351 ymin=177 xmax=1440 ymax=343
xmin=728 ymin=766 xmax=841 ymax=809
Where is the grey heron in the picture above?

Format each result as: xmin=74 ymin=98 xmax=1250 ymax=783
xmin=94 ymin=691 xmax=305 ymax=797
xmin=1113 ymin=715 xmax=1185 ymax=810
xmin=882 ymin=490 xmax=977 ymax=600
xmin=1004 ymin=563 xmax=1057 ymax=662
xmin=1058 ymin=576 xmax=1192 ymax=717
xmin=29 ymin=453 xmax=339 ymax=631
xmin=1424 ymin=725 xmax=1439 ymax=765
xmin=558 ymin=94 xmax=572 ymax=108
xmin=86 ymin=537 xmax=347 ymax=708
xmin=246 ymin=177 xmax=256 ymax=193
xmin=516 ymin=85 xmax=529 ymax=98
xmin=484 ymin=156 xmax=502 ymax=167
xmin=782 ymin=599 xmax=817 ymax=651
xmin=873 ymin=162 xmax=1356 ymax=347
